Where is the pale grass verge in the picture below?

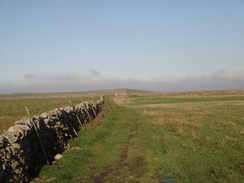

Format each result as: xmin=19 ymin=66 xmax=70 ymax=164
xmin=221 ymin=121 xmax=244 ymax=135
xmin=225 ymin=135 xmax=238 ymax=142
xmin=0 ymin=116 xmax=17 ymax=134
xmin=113 ymin=96 xmax=132 ymax=106
xmin=143 ymin=111 xmax=200 ymax=133
xmin=137 ymin=100 xmax=244 ymax=109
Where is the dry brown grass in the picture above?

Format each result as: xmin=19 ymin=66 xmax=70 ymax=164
xmin=143 ymin=111 xmax=200 ymax=133
xmin=221 ymin=121 xmax=244 ymax=135
xmin=137 ymin=100 xmax=244 ymax=109
xmin=0 ymin=117 xmax=16 ymax=134
xmin=158 ymin=89 xmax=244 ymax=97
xmin=113 ymin=96 xmax=132 ymax=106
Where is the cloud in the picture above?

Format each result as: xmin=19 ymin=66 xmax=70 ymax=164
xmin=164 ymin=68 xmax=244 ymax=92
xmin=90 ymin=69 xmax=100 ymax=76
xmin=47 ymin=73 xmax=79 ymax=82
xmin=1 ymin=69 xmax=244 ymax=94
xmin=24 ymin=73 xmax=36 ymax=79
xmin=214 ymin=69 xmax=244 ymax=80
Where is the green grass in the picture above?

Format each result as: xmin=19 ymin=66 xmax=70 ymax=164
xmin=126 ymin=92 xmax=244 ymax=182
xmin=126 ymin=88 xmax=154 ymax=94
xmin=37 ymin=97 xmax=155 ymax=182
xmin=36 ymin=91 xmax=244 ymax=182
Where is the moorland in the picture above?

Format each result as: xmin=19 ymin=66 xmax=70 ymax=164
xmin=1 ymin=89 xmax=243 ymax=182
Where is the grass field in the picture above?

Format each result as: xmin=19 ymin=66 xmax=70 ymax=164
xmin=31 ymin=89 xmax=244 ymax=183
xmin=124 ymin=90 xmax=244 ymax=182
xmin=0 ymin=96 xmax=99 ymax=134
xmin=0 ymin=89 xmax=152 ymax=134
xmin=1 ymin=89 xmax=243 ymax=182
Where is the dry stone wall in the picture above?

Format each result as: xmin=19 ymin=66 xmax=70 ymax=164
xmin=0 ymin=96 xmax=104 ymax=183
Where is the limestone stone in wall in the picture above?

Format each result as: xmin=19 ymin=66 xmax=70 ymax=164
xmin=0 ymin=96 xmax=104 ymax=183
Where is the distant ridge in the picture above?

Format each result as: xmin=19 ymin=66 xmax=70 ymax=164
xmin=0 ymin=88 xmax=156 ymax=99
xmin=1 ymin=89 xmax=243 ymax=99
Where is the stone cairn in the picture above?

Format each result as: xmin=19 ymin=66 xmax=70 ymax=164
xmin=0 ymin=96 xmax=104 ymax=183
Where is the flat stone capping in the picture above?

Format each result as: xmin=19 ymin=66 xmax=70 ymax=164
xmin=0 ymin=96 xmax=104 ymax=183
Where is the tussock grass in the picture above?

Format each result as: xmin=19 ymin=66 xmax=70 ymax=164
xmin=221 ymin=121 xmax=244 ymax=135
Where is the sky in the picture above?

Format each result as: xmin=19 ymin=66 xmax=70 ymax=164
xmin=0 ymin=0 xmax=244 ymax=93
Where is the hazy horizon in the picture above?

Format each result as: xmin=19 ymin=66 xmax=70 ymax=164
xmin=1 ymin=1 xmax=244 ymax=94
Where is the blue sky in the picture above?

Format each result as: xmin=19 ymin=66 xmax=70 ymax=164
xmin=0 ymin=0 xmax=244 ymax=93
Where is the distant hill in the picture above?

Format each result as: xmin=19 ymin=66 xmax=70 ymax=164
xmin=0 ymin=88 xmax=156 ymax=99
xmin=1 ymin=89 xmax=244 ymax=99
